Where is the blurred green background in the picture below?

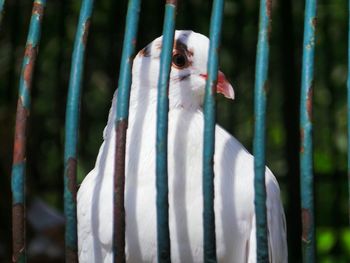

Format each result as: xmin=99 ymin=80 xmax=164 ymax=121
xmin=0 ymin=0 xmax=349 ymax=262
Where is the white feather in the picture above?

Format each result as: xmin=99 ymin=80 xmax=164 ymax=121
xmin=77 ymin=30 xmax=287 ymax=263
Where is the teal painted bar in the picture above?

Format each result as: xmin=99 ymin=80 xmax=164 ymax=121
xmin=113 ymin=0 xmax=141 ymax=261
xmin=12 ymin=164 xmax=25 ymax=204
xmin=11 ymin=1 xmax=46 ymax=262
xmin=18 ymin=0 xmax=46 ymax=110
xmin=348 ymin=0 xmax=350 ymax=226
xmin=0 ymin=0 xmax=5 ymax=27
xmin=115 ymin=0 xmax=141 ymax=121
xmin=156 ymin=1 xmax=177 ymax=262
xmin=64 ymin=0 xmax=94 ymax=261
xmin=253 ymin=0 xmax=271 ymax=262
xmin=202 ymin=0 xmax=224 ymax=262
xmin=300 ymin=0 xmax=317 ymax=261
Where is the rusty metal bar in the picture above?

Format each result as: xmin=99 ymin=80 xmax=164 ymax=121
xmin=202 ymin=0 xmax=225 ymax=262
xmin=253 ymin=0 xmax=272 ymax=262
xmin=113 ymin=0 xmax=141 ymax=262
xmin=63 ymin=0 xmax=94 ymax=261
xmin=11 ymin=1 xmax=46 ymax=262
xmin=156 ymin=1 xmax=177 ymax=262
xmin=300 ymin=0 xmax=317 ymax=261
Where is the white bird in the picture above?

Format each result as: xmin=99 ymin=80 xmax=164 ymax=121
xmin=77 ymin=30 xmax=287 ymax=263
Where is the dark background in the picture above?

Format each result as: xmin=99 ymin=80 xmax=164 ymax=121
xmin=0 ymin=0 xmax=349 ymax=262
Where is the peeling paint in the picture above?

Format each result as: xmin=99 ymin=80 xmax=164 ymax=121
xmin=13 ymin=100 xmax=28 ymax=164
xmin=32 ymin=2 xmax=44 ymax=20
xmin=265 ymin=0 xmax=272 ymax=19
xmin=299 ymin=0 xmax=317 ymax=260
xmin=66 ymin=157 xmax=77 ymax=202
xmin=23 ymin=44 xmax=38 ymax=90
xmin=306 ymin=84 xmax=313 ymax=120
xmin=112 ymin=0 xmax=142 ymax=261
xmin=82 ymin=18 xmax=91 ymax=46
xmin=166 ymin=0 xmax=177 ymax=5
xmin=64 ymin=1 xmax=94 ymax=261
xmin=114 ymin=119 xmax=128 ymax=262
xmin=11 ymin=1 xmax=46 ymax=262
xmin=301 ymin=208 xmax=312 ymax=243
xmin=12 ymin=203 xmax=25 ymax=263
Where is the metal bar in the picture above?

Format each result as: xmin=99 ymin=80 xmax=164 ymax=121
xmin=63 ymin=0 xmax=94 ymax=261
xmin=253 ymin=0 xmax=272 ymax=262
xmin=0 ymin=0 xmax=5 ymax=27
xmin=156 ymin=1 xmax=177 ymax=262
xmin=11 ymin=1 xmax=46 ymax=262
xmin=113 ymin=0 xmax=141 ymax=262
xmin=300 ymin=0 xmax=317 ymax=261
xmin=348 ymin=0 xmax=350 ymax=227
xmin=202 ymin=0 xmax=225 ymax=262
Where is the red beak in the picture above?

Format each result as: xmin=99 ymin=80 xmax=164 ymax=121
xmin=200 ymin=71 xmax=235 ymax=100
xmin=217 ymin=71 xmax=234 ymax=99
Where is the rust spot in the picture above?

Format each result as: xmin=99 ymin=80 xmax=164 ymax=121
xmin=300 ymin=128 xmax=304 ymax=153
xmin=32 ymin=2 xmax=44 ymax=20
xmin=13 ymin=99 xmax=29 ymax=164
xmin=24 ymin=44 xmax=38 ymax=88
xmin=266 ymin=0 xmax=272 ymax=19
xmin=306 ymin=85 xmax=313 ymax=120
xmin=12 ymin=203 xmax=25 ymax=262
xmin=166 ymin=0 xmax=177 ymax=5
xmin=312 ymin=17 xmax=317 ymax=29
xmin=114 ymin=119 xmax=128 ymax=262
xmin=66 ymin=158 xmax=77 ymax=202
xmin=82 ymin=18 xmax=91 ymax=46
xmin=301 ymin=208 xmax=312 ymax=243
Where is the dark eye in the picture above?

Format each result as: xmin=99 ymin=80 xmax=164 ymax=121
xmin=172 ymin=53 xmax=187 ymax=68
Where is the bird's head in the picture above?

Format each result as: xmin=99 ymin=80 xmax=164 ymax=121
xmin=132 ymin=30 xmax=234 ymax=110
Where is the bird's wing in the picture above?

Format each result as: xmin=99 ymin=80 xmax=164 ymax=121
xmin=246 ymin=169 xmax=288 ymax=263
xmin=77 ymin=139 xmax=115 ymax=262
xmin=77 ymin=168 xmax=95 ymax=262
xmin=78 ymin=90 xmax=118 ymax=263
xmin=266 ymin=167 xmax=288 ymax=263
xmin=214 ymin=125 xmax=287 ymax=262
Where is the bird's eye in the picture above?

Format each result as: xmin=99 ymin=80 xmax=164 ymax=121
xmin=172 ymin=53 xmax=187 ymax=69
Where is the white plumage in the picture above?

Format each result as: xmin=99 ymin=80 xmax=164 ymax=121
xmin=77 ymin=30 xmax=287 ymax=263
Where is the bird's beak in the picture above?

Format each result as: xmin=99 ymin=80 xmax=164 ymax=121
xmin=200 ymin=71 xmax=235 ymax=100
xmin=217 ymin=71 xmax=234 ymax=100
